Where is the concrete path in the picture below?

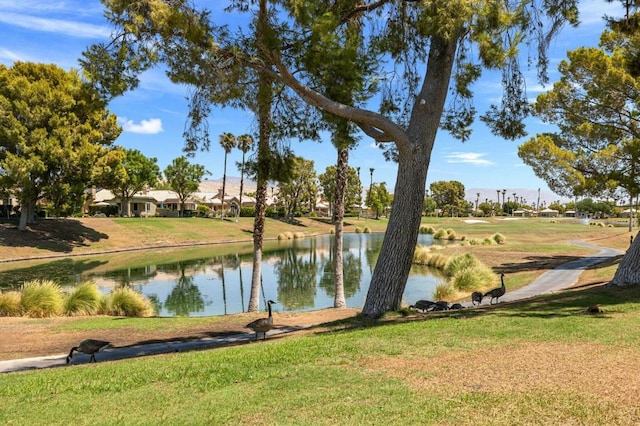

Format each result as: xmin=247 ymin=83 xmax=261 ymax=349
xmin=501 ymin=241 xmax=623 ymax=302
xmin=0 ymin=241 xmax=624 ymax=374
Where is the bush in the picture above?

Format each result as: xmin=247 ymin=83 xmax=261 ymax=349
xmin=277 ymin=232 xmax=294 ymax=240
xmin=363 ymin=226 xmax=371 ymax=233
xmin=450 ymin=266 xmax=496 ymax=292
xmin=492 ymin=233 xmax=506 ymax=244
xmin=293 ymin=232 xmax=305 ymax=239
xmin=240 ymin=206 xmax=255 ymax=217
xmin=447 ymin=230 xmax=457 ymax=240
xmin=20 ymin=280 xmax=64 ymax=318
xmin=433 ymin=281 xmax=456 ymax=301
xmin=108 ymin=287 xmax=155 ymax=317
xmin=444 ymin=253 xmax=480 ymax=277
xmin=413 ymin=246 xmax=448 ymax=269
xmin=433 ymin=228 xmax=448 ymax=239
xmin=355 ymin=227 xmax=363 ymax=233
xmin=0 ymin=291 xmax=21 ymax=316
xmin=419 ymin=226 xmax=435 ymax=234
xmin=64 ymin=281 xmax=102 ymax=316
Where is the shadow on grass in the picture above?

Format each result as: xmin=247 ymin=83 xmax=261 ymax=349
xmin=309 ymin=284 xmax=640 ymax=336
xmin=0 ymin=218 xmax=109 ymax=254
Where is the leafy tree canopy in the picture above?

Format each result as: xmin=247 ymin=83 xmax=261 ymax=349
xmin=0 ymin=62 xmax=120 ymax=228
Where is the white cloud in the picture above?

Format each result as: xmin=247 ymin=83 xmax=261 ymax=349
xmin=119 ymin=118 xmax=164 ymax=135
xmin=0 ymin=12 xmax=109 ymax=38
xmin=0 ymin=48 xmax=24 ymax=62
xmin=444 ymin=152 xmax=494 ymax=166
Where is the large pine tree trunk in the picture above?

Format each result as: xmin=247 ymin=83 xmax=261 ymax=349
xmin=333 ymin=147 xmax=348 ymax=308
xmin=362 ymin=36 xmax=456 ymax=317
xmin=611 ymin=230 xmax=640 ymax=286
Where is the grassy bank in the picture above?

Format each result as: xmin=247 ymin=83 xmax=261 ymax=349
xmin=2 ymin=284 xmax=640 ymax=424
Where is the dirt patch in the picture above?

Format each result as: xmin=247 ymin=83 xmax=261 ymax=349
xmin=366 ymin=341 xmax=640 ymax=408
xmin=0 ymin=308 xmax=361 ymax=361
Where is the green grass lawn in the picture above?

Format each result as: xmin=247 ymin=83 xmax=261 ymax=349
xmin=2 ymin=284 xmax=640 ymax=425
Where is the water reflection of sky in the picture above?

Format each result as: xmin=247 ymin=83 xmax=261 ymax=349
xmin=2 ymin=233 xmax=447 ymax=317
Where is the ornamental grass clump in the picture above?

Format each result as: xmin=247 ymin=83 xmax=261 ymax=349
xmin=0 ymin=291 xmax=21 ymax=316
xmin=293 ymin=232 xmax=305 ymax=239
xmin=108 ymin=287 xmax=155 ymax=317
xmin=451 ymin=265 xmax=496 ymax=292
xmin=278 ymin=232 xmax=294 ymax=240
xmin=419 ymin=225 xmax=435 ymax=234
xmin=433 ymin=281 xmax=456 ymax=301
xmin=492 ymin=233 xmax=506 ymax=244
xmin=20 ymin=280 xmax=64 ymax=318
xmin=444 ymin=253 xmax=481 ymax=277
xmin=64 ymin=281 xmax=102 ymax=316
xmin=433 ymin=228 xmax=448 ymax=239
xmin=413 ymin=246 xmax=448 ymax=268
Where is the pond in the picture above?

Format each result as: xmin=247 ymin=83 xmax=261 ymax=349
xmin=0 ymin=233 xmax=448 ymax=316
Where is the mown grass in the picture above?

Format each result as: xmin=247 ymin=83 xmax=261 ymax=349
xmin=2 ymin=284 xmax=640 ymax=424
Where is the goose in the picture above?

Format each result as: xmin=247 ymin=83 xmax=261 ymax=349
xmin=483 ymin=272 xmax=506 ymax=304
xmin=409 ymin=300 xmax=435 ymax=312
xmin=246 ymin=300 xmax=277 ymax=341
xmin=67 ymin=339 xmax=112 ymax=364
xmin=471 ymin=291 xmax=483 ymax=305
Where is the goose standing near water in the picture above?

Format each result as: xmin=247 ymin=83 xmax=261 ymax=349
xmin=67 ymin=339 xmax=112 ymax=364
xmin=246 ymin=300 xmax=277 ymax=341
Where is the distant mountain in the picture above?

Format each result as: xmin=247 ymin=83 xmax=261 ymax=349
xmin=199 ymin=177 xmax=257 ymax=195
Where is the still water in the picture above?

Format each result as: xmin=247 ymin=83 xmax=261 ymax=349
xmin=1 ymin=233 xmax=447 ymax=316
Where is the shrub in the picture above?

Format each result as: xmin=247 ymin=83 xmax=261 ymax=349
xmin=451 ymin=266 xmax=496 ymax=292
xmin=413 ymin=247 xmax=448 ymax=269
xmin=482 ymin=237 xmax=495 ymax=245
xmin=492 ymin=233 xmax=506 ymax=244
xmin=419 ymin=226 xmax=435 ymax=234
xmin=444 ymin=253 xmax=480 ymax=277
xmin=433 ymin=228 xmax=448 ymax=239
xmin=277 ymin=232 xmax=294 ymax=240
xmin=20 ymin=280 xmax=64 ymax=317
xmin=108 ymin=287 xmax=155 ymax=317
xmin=239 ymin=206 xmax=255 ymax=217
xmin=0 ymin=291 xmax=21 ymax=316
xmin=447 ymin=230 xmax=457 ymax=240
xmin=433 ymin=281 xmax=456 ymax=301
xmin=363 ymin=226 xmax=371 ymax=233
xmin=355 ymin=227 xmax=363 ymax=233
xmin=64 ymin=281 xmax=102 ymax=316
xmin=293 ymin=232 xmax=305 ymax=239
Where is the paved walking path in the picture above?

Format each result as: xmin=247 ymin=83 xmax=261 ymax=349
xmin=0 ymin=241 xmax=624 ymax=374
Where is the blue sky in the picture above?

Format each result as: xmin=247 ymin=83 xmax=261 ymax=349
xmin=0 ymin=0 xmax=621 ymax=199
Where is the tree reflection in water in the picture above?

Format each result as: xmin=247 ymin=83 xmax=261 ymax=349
xmin=8 ymin=233 xmax=444 ymax=316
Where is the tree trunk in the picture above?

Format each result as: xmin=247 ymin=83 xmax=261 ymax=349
xmin=221 ymin=153 xmax=228 ymax=219
xmin=248 ymin=177 xmax=268 ymax=312
xmin=17 ymin=199 xmax=33 ymax=231
xmin=611 ymin=230 xmax=640 ymax=286
xmin=333 ymin=147 xmax=348 ymax=308
xmin=362 ymin=35 xmax=456 ymax=317
xmin=248 ymin=0 xmax=272 ymax=313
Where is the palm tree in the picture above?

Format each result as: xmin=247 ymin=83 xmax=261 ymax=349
xmin=236 ymin=134 xmax=254 ymax=217
xmin=219 ymin=132 xmax=237 ymax=218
